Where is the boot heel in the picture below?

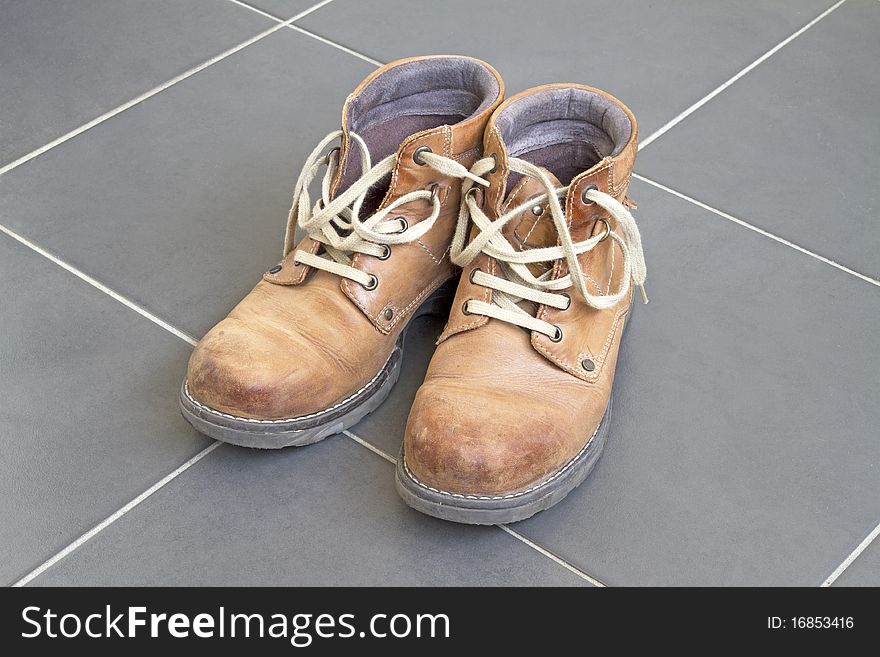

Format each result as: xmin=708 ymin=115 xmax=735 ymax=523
xmin=415 ymin=279 xmax=458 ymax=318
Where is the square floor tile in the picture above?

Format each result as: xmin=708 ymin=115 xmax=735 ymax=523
xmin=0 ymin=29 xmax=377 ymax=339
xmin=32 ymin=438 xmax=587 ymax=586
xmin=0 ymin=235 xmax=210 ymax=585
xmin=0 ymin=0 xmax=273 ymax=165
xmin=637 ymin=0 xmax=880 ymax=279
xmin=349 ymin=178 xmax=880 ymax=586
xmin=298 ymin=0 xmax=835 ymax=136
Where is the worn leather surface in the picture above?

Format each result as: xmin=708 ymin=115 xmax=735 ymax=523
xmin=405 ymin=84 xmax=639 ymax=495
xmin=187 ymin=56 xmax=503 ymax=419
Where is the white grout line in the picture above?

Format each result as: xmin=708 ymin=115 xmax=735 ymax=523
xmin=342 ymin=430 xmax=397 ymax=464
xmin=639 ymin=0 xmax=848 ymax=150
xmin=632 ymin=173 xmax=880 ymax=289
xmin=286 ymin=24 xmax=385 ymax=67
xmin=0 ymin=0 xmax=337 ymax=177
xmin=12 ymin=441 xmax=222 ymax=587
xmin=0 ymin=223 xmax=200 ymax=345
xmin=230 ymin=0 xmax=385 ymax=67
xmin=255 ymin=0 xmax=337 ymax=22
xmin=342 ymin=430 xmax=606 ymax=585
xmin=226 ymin=0 xmax=285 ymax=21
xmin=821 ymin=521 xmax=880 ymax=587
xmin=226 ymin=0 xmax=343 ymax=26
xmin=498 ymin=526 xmax=607 ymax=587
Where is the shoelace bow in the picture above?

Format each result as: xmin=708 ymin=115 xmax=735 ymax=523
xmin=283 ymin=130 xmax=486 ymax=288
xmin=449 ymin=156 xmax=648 ymax=340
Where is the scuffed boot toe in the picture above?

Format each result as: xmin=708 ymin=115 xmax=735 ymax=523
xmin=185 ymin=318 xmax=332 ymax=421
xmin=402 ymin=384 xmax=568 ymax=497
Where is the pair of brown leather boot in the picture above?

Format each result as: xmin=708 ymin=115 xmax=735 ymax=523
xmin=180 ymin=56 xmax=647 ymax=524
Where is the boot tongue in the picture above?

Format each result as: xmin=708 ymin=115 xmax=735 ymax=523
xmin=329 ymin=124 xmax=394 ymax=216
xmin=332 ymin=125 xmax=370 ymax=200
xmin=500 ymin=167 xmax=562 ymax=275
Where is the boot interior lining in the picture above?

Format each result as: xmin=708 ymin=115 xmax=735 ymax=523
xmin=495 ymin=88 xmax=632 ymax=186
xmin=338 ymin=58 xmax=501 ymax=191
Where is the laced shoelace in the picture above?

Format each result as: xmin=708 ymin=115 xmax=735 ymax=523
xmin=450 ymin=156 xmax=648 ymax=340
xmin=283 ymin=130 xmax=487 ymax=289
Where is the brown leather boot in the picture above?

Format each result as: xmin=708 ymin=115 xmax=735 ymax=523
xmin=397 ymin=84 xmax=647 ymax=523
xmin=180 ymin=56 xmax=503 ymax=448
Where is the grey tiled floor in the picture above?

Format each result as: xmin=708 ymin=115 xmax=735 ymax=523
xmin=0 ymin=0 xmax=271 ymax=165
xmin=1 ymin=0 xmax=878 ymax=587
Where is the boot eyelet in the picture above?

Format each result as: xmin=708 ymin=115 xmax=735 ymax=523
xmin=595 ymin=217 xmax=611 ymax=242
xmin=560 ymin=292 xmax=571 ymax=310
xmin=549 ymin=326 xmax=563 ymax=342
xmin=384 ymin=308 xmax=394 ymax=321
xmin=488 ymin=152 xmax=498 ymax=173
xmin=531 ymin=205 xmax=544 ymax=216
xmin=323 ymin=146 xmax=340 ymax=166
xmin=468 ymin=267 xmax=482 ymax=284
xmin=362 ymin=274 xmax=379 ymax=290
xmin=461 ymin=300 xmax=473 ymax=315
xmin=465 ymin=185 xmax=484 ymax=208
xmin=268 ymin=265 xmax=282 ymax=274
xmin=581 ymin=358 xmax=595 ymax=372
xmin=377 ymin=245 xmax=391 ymax=260
xmin=392 ymin=217 xmax=408 ymax=234
xmin=428 ymin=183 xmax=440 ymax=203
xmin=581 ymin=184 xmax=599 ymax=205
xmin=413 ymin=146 xmax=432 ymax=165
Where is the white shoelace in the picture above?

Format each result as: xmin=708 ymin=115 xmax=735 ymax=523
xmin=450 ymin=156 xmax=648 ymax=340
xmin=283 ymin=130 xmax=487 ymax=288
